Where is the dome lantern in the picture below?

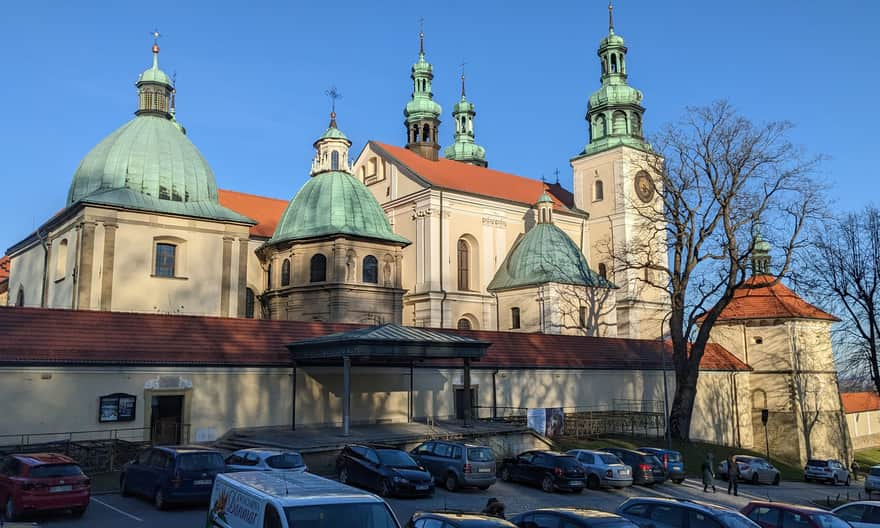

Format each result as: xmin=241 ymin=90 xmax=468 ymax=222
xmin=136 ymin=31 xmax=174 ymax=118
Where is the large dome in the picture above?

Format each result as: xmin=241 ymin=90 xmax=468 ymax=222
xmin=68 ymin=115 xmax=217 ymax=205
xmin=488 ymin=223 xmax=614 ymax=291
xmin=269 ymin=171 xmax=409 ymax=246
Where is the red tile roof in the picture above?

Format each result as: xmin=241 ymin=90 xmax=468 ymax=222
xmin=218 ymin=189 xmax=288 ymax=238
xmin=372 ymin=142 xmax=578 ymax=210
xmin=713 ymin=275 xmax=839 ymax=323
xmin=841 ymin=392 xmax=880 ymax=414
xmin=0 ymin=256 xmax=9 ymax=282
xmin=0 ymin=307 xmax=748 ymax=371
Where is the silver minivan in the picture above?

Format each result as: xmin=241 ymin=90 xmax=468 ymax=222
xmin=410 ymin=440 xmax=496 ymax=491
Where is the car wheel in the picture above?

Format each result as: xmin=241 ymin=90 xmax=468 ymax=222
xmin=751 ymin=473 xmax=759 ymax=485
xmin=805 ymin=476 xmax=811 ymax=483
xmin=587 ymin=474 xmax=601 ymax=490
xmin=500 ymin=467 xmax=511 ymax=482
xmin=338 ymin=467 xmax=349 ymax=485
xmin=378 ymin=479 xmax=392 ymax=498
xmin=674 ymin=478 xmax=684 ymax=484
xmin=5 ymin=498 xmax=19 ymax=521
xmin=445 ymin=473 xmax=458 ymax=491
xmin=154 ymin=488 xmax=166 ymax=510
xmin=478 ymin=485 xmax=491 ymax=490
xmin=72 ymin=505 xmax=87 ymax=518
xmin=541 ymin=475 xmax=555 ymax=493
xmin=773 ymin=474 xmax=780 ymax=486
xmin=120 ymin=474 xmax=132 ymax=497
xmin=572 ymin=486 xmax=584 ymax=494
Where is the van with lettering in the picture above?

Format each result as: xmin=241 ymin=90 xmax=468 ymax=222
xmin=206 ymin=470 xmax=401 ymax=528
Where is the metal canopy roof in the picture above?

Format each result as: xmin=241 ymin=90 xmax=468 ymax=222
xmin=287 ymin=323 xmax=488 ymax=364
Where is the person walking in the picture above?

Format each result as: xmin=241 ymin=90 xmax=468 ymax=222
xmin=852 ymin=460 xmax=861 ymax=482
xmin=702 ymin=452 xmax=716 ymax=493
xmin=727 ymin=455 xmax=739 ymax=496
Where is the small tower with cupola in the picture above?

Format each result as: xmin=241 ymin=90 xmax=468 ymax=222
xmin=444 ymin=73 xmax=487 ymax=167
xmin=404 ymin=30 xmax=442 ymax=161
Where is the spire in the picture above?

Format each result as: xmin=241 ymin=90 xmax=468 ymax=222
xmin=312 ymin=91 xmax=351 ymax=176
xmin=404 ymin=23 xmax=442 ymax=161
xmin=752 ymin=230 xmax=772 ymax=276
xmin=444 ymin=66 xmax=487 ymax=167
xmin=136 ymin=31 xmax=173 ymax=118
xmin=608 ymin=1 xmax=614 ymax=34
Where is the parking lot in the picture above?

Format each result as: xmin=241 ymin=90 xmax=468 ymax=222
xmin=20 ymin=477 xmax=869 ymax=527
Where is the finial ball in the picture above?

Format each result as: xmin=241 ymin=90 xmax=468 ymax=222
xmin=152 ymin=44 xmax=160 ymax=54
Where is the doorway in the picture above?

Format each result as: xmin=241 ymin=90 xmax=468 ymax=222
xmin=151 ymin=395 xmax=184 ymax=445
xmin=454 ymin=387 xmax=477 ymax=420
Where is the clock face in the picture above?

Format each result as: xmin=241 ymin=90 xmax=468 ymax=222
xmin=634 ymin=171 xmax=654 ymax=203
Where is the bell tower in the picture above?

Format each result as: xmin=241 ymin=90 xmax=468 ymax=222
xmin=404 ymin=29 xmax=442 ymax=161
xmin=444 ymin=72 xmax=488 ymax=167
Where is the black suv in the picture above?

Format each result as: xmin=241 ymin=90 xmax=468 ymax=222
xmin=601 ymin=447 xmax=666 ymax=485
xmin=336 ymin=444 xmax=434 ymax=498
xmin=500 ymin=450 xmax=586 ymax=493
xmin=406 ymin=511 xmax=516 ymax=527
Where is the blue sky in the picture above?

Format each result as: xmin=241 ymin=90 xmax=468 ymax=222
xmin=2 ymin=0 xmax=878 ymax=251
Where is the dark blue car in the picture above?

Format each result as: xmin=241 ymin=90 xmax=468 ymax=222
xmin=638 ymin=448 xmax=685 ymax=484
xmin=120 ymin=445 xmax=225 ymax=509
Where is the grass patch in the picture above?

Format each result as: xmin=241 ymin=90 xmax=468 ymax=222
xmin=555 ymin=435 xmax=803 ymax=481
xmin=855 ymin=448 xmax=880 ymax=469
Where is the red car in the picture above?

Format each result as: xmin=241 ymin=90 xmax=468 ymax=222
xmin=741 ymin=501 xmax=851 ymax=528
xmin=0 ymin=453 xmax=90 ymax=520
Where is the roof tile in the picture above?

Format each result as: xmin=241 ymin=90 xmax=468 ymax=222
xmin=841 ymin=392 xmax=880 ymax=414
xmin=218 ymin=189 xmax=289 ymax=238
xmin=714 ymin=275 xmax=839 ymax=322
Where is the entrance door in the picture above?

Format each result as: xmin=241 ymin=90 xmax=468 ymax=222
xmin=151 ymin=395 xmax=184 ymax=445
xmin=454 ymin=388 xmax=477 ymax=420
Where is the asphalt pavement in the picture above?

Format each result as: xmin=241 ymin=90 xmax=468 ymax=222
xmin=15 ymin=477 xmax=871 ymax=527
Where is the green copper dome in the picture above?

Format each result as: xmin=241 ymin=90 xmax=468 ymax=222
xmin=269 ymin=171 xmax=409 ymax=246
xmin=318 ymin=126 xmax=348 ymax=142
xmin=488 ymin=223 xmax=614 ymax=291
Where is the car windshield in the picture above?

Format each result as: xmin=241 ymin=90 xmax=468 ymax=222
xmin=266 ymin=453 xmax=305 ymax=469
xmin=812 ymin=514 xmax=853 ymax=528
xmin=558 ymin=456 xmax=582 ymax=469
xmin=871 ymin=468 xmax=880 ymax=477
xmin=667 ymin=452 xmax=682 ymax=462
xmin=30 ymin=464 xmax=83 ymax=478
xmin=467 ymin=447 xmax=494 ymax=462
xmin=285 ymin=502 xmax=398 ymax=528
xmin=719 ymin=512 xmax=762 ymax=528
xmin=641 ymin=454 xmax=661 ymax=465
xmin=807 ymin=460 xmax=828 ymax=467
xmin=178 ymin=452 xmax=225 ymax=471
xmin=600 ymin=454 xmax=622 ymax=464
xmin=376 ymin=450 xmax=417 ymax=467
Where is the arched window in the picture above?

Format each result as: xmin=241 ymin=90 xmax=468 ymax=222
xmin=155 ymin=243 xmax=176 ymax=278
xmin=632 ymin=113 xmax=642 ymax=137
xmin=457 ymin=239 xmax=470 ymax=291
xmin=362 ymin=255 xmax=378 ymax=284
xmin=598 ymin=263 xmax=608 ymax=280
xmin=245 ymin=288 xmax=256 ymax=319
xmin=612 ymin=111 xmax=627 ymax=135
xmin=310 ymin=254 xmax=327 ymax=283
xmin=55 ymin=239 xmax=68 ymax=280
xmin=267 ymin=262 xmax=273 ymax=289
xmin=610 ymin=53 xmax=618 ymax=73
xmin=594 ymin=180 xmax=604 ymax=201
xmin=15 ymin=288 xmax=24 ymax=307
xmin=281 ymin=258 xmax=291 ymax=287
xmin=510 ymin=307 xmax=521 ymax=329
xmin=457 ymin=318 xmax=472 ymax=330
xmin=422 ymin=124 xmax=431 ymax=142
xmin=331 ymin=151 xmax=339 ymax=171
xmin=596 ymin=114 xmax=607 ymax=138
xmin=412 ymin=125 xmax=419 ymax=143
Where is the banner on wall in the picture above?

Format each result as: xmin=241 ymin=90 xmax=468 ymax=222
xmin=527 ymin=408 xmax=565 ymax=437
xmin=527 ymin=408 xmax=546 ymax=435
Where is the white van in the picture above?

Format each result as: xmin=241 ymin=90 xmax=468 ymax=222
xmin=206 ymin=470 xmax=401 ymax=528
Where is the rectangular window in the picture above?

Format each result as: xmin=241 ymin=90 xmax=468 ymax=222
xmin=155 ymin=243 xmax=176 ymax=277
xmin=511 ymin=307 xmax=521 ymax=329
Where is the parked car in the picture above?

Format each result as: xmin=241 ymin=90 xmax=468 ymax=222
xmin=120 ymin=445 xmax=225 ymax=509
xmin=719 ymin=456 xmax=781 ymax=485
xmin=499 ymin=450 xmax=585 ymax=493
xmin=336 ymin=444 xmax=434 ymax=498
xmin=410 ymin=440 xmax=496 ymax=491
xmin=599 ymin=447 xmax=666 ymax=485
xmin=832 ymin=501 xmax=880 ymax=528
xmin=406 ymin=511 xmax=516 ymax=527
xmin=209 ymin=469 xmax=402 ymax=528
xmin=566 ymin=449 xmax=633 ymax=489
xmin=0 ymin=453 xmax=90 ymax=521
xmin=742 ymin=501 xmax=851 ymax=528
xmin=224 ymin=448 xmax=307 ymax=473
xmin=617 ymin=497 xmax=759 ymax=528
xmin=868 ymin=466 xmax=880 ymax=495
xmin=804 ymin=459 xmax=849 ymax=485
xmin=511 ymin=508 xmax=640 ymax=528
xmin=639 ymin=447 xmax=686 ymax=484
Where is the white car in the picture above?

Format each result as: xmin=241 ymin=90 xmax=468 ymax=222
xmin=224 ymin=448 xmax=308 ymax=473
xmin=832 ymin=501 xmax=880 ymax=528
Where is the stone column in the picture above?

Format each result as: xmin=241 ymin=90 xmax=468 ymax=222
xmin=220 ymin=236 xmax=234 ymax=317
xmin=236 ymin=238 xmax=249 ymax=317
xmin=99 ymin=223 xmax=117 ymax=311
xmin=76 ymin=221 xmax=97 ymax=310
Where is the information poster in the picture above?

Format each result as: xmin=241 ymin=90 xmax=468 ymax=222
xmin=99 ymin=393 xmax=137 ymax=423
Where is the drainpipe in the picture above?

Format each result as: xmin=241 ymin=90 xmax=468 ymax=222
xmin=36 ymin=229 xmax=50 ymax=308
xmin=732 ymin=371 xmax=742 ymax=447
xmin=439 ymin=190 xmax=447 ymax=328
xmin=492 ymin=291 xmax=500 ymax=331
xmin=491 ymin=369 xmax=499 ymax=420
xmin=71 ymin=225 xmax=81 ymax=309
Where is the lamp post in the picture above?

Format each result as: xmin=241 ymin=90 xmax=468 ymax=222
xmin=660 ymin=312 xmax=672 ymax=451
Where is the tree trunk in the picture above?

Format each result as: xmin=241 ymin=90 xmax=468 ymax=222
xmin=669 ymin=370 xmax=698 ymax=440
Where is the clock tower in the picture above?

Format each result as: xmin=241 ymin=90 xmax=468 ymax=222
xmin=571 ymin=2 xmax=668 ymax=339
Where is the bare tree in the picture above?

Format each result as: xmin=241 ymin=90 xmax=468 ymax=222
xmin=615 ymin=101 xmax=824 ymax=440
xmin=800 ymin=207 xmax=880 ymax=396
xmin=790 ymin=327 xmax=822 ymax=460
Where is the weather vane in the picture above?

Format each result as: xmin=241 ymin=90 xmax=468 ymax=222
xmin=151 ymin=29 xmax=161 ymax=45
xmin=459 ymin=62 xmax=467 ymax=97
xmin=324 ymin=86 xmax=342 ymax=113
xmin=419 ymin=17 xmax=425 ymax=54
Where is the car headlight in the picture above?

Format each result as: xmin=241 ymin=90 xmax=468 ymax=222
xmin=392 ymin=475 xmax=409 ymax=484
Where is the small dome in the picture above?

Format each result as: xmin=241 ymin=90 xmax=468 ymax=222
xmin=754 ymin=232 xmax=771 ymax=253
xmin=488 ymin=223 xmax=614 ymax=291
xmin=589 ymin=83 xmax=643 ymax=110
xmin=405 ymin=97 xmax=442 ymax=118
xmin=317 ymin=126 xmax=349 ymax=142
xmin=444 ymin=141 xmax=485 ymax=162
xmin=600 ymin=33 xmax=625 ymax=48
xmin=68 ymin=115 xmax=219 ymax=206
xmin=138 ymin=65 xmax=172 ymax=86
xmin=269 ymin=171 xmax=409 ymax=246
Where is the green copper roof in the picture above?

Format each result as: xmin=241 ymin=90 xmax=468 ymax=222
xmin=76 ymin=187 xmax=253 ymax=224
xmin=536 ymin=191 xmax=554 ymax=204
xmin=137 ymin=50 xmax=172 ymax=87
xmin=318 ymin=126 xmax=348 ymax=141
xmin=444 ymin=141 xmax=486 ymax=165
xmin=269 ymin=171 xmax=410 ymax=246
xmin=488 ymin=223 xmax=614 ymax=291
xmin=405 ymin=35 xmax=441 ymax=121
xmin=754 ymin=232 xmax=771 ymax=253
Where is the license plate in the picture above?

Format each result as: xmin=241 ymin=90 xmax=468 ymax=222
xmin=50 ymin=485 xmax=72 ymax=493
xmin=569 ymin=480 xmax=583 ymax=486
xmin=194 ymin=479 xmax=212 ymax=486
xmin=416 ymin=484 xmax=429 ymax=490
xmin=478 ymin=468 xmax=492 ymax=473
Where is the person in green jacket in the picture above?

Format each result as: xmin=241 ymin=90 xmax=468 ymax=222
xmin=702 ymin=452 xmax=716 ymax=493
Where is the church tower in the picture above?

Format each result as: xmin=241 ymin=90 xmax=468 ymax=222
xmin=404 ymin=30 xmax=442 ymax=161
xmin=570 ymin=2 xmax=668 ymax=339
xmin=444 ymin=73 xmax=488 ymax=167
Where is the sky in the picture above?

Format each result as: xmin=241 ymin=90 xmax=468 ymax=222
xmin=2 ymin=0 xmax=879 ymax=252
